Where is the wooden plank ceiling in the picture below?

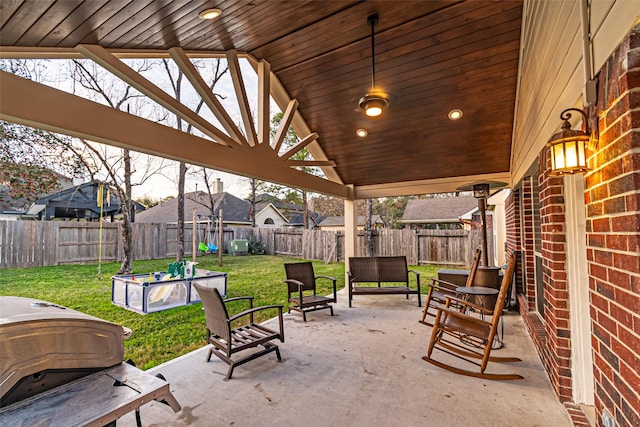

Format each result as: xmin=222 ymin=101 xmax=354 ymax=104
xmin=0 ymin=0 xmax=522 ymax=193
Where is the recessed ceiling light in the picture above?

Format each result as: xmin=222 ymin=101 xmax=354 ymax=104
xmin=199 ymin=8 xmax=222 ymax=20
xmin=356 ymin=128 xmax=368 ymax=138
xmin=448 ymin=109 xmax=463 ymax=120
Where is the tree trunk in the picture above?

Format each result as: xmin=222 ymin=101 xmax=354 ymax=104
xmin=117 ymin=149 xmax=133 ymax=274
xmin=177 ymin=161 xmax=186 ymax=261
xmin=365 ymin=198 xmax=373 ymax=256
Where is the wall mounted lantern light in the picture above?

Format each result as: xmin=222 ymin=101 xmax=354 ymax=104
xmin=359 ymin=14 xmax=390 ymax=118
xmin=547 ymin=108 xmax=595 ymax=176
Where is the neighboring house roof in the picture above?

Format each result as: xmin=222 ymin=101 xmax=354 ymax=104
xmin=288 ymin=212 xmax=323 ymax=227
xmin=136 ymin=191 xmax=250 ymax=224
xmin=256 ymin=203 xmax=289 ymax=223
xmin=400 ymin=197 xmax=478 ymax=223
xmin=254 ymin=194 xmax=321 ymax=226
xmin=318 ymin=215 xmax=384 ymax=227
xmin=26 ymin=180 xmax=143 ymax=220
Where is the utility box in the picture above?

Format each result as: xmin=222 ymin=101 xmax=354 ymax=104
xmin=228 ymin=239 xmax=249 ymax=255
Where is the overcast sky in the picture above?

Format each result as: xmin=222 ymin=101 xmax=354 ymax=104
xmin=40 ymin=57 xmax=270 ymax=201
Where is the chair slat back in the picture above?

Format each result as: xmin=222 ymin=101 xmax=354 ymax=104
xmin=464 ymin=248 xmax=482 ymax=287
xmin=284 ymin=262 xmax=316 ymax=293
xmin=490 ymin=253 xmax=517 ymax=325
xmin=194 ymin=283 xmax=230 ymax=338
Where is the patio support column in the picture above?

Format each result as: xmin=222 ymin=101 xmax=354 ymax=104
xmin=344 ymin=186 xmax=357 ymax=288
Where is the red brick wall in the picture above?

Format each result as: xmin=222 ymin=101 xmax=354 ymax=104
xmin=520 ymin=177 xmax=537 ymax=309
xmin=538 ymin=151 xmax=573 ymax=402
xmin=586 ymin=24 xmax=640 ymax=427
xmin=505 ymin=190 xmax=523 ymax=293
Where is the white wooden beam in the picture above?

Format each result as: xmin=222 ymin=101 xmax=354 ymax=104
xmin=279 ymin=132 xmax=319 ymax=159
xmin=0 ymin=71 xmax=349 ymax=198
xmin=257 ymin=60 xmax=271 ymax=146
xmin=76 ymin=44 xmax=237 ymax=147
xmin=354 ymin=172 xmax=513 ymax=199
xmin=168 ymin=47 xmax=245 ymax=145
xmin=0 ymin=47 xmax=232 ymax=59
xmin=271 ymin=99 xmax=298 ymax=154
xmin=344 ymin=189 xmax=357 ymax=287
xmin=226 ymin=49 xmax=258 ymax=147
xmin=245 ymin=55 xmax=344 ymax=184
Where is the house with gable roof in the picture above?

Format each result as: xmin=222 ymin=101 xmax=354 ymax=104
xmin=399 ymin=196 xmax=479 ymax=230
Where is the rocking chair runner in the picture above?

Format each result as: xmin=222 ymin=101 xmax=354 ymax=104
xmin=422 ymin=253 xmax=523 ymax=380
xmin=419 ymin=248 xmax=482 ymax=327
xmin=284 ymin=262 xmax=337 ymax=321
xmin=193 ymin=283 xmax=284 ymax=380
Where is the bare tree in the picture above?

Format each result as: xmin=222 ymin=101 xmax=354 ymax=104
xmin=69 ymin=59 xmax=167 ymax=273
xmin=162 ymin=58 xmax=229 ymax=260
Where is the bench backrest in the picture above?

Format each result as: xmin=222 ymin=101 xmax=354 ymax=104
xmin=349 ymin=257 xmax=379 ymax=282
xmin=348 ymin=256 xmax=408 ymax=283
xmin=377 ymin=256 xmax=408 ymax=282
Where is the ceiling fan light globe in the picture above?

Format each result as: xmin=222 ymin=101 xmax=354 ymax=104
xmin=359 ymin=93 xmax=389 ymax=118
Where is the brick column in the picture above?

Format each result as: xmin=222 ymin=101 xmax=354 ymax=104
xmin=538 ymin=152 xmax=573 ymax=402
xmin=587 ymin=23 xmax=640 ymax=427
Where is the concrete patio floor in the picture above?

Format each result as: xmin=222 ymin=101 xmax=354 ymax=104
xmin=120 ymin=292 xmax=571 ymax=427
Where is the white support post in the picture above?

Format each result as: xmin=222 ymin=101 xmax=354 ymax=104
xmin=344 ymin=186 xmax=357 ymax=290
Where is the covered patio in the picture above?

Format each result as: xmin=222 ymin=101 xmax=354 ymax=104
xmin=1 ymin=1 xmax=638 ymax=426
xmin=119 ymin=293 xmax=570 ymax=427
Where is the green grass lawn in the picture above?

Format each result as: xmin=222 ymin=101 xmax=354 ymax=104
xmin=0 ymin=255 xmax=446 ymax=370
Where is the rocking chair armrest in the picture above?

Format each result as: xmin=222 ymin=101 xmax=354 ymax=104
xmin=228 ymin=304 xmax=284 ymax=323
xmin=429 ymin=278 xmax=459 ymax=294
xmin=430 ymin=278 xmax=459 ymax=292
xmin=444 ymin=295 xmax=493 ymax=315
xmin=435 ymin=306 xmax=491 ymax=328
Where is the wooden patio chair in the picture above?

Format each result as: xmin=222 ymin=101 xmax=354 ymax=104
xmin=193 ymin=283 xmax=284 ymax=380
xmin=422 ymin=253 xmax=523 ymax=380
xmin=284 ymin=262 xmax=337 ymax=321
xmin=419 ymin=248 xmax=481 ymax=327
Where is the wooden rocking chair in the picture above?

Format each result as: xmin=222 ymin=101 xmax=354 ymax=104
xmin=194 ymin=283 xmax=284 ymax=380
xmin=422 ymin=253 xmax=523 ymax=380
xmin=419 ymin=248 xmax=481 ymax=327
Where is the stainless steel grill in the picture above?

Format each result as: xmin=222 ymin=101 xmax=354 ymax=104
xmin=0 ymin=296 xmax=180 ymax=426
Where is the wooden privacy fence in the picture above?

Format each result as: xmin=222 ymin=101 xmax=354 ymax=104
xmin=1 ymin=222 xmax=491 ymax=268
xmin=252 ymin=227 xmax=490 ymax=266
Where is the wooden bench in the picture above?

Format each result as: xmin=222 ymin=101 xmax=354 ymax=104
xmin=347 ymin=256 xmax=421 ymax=307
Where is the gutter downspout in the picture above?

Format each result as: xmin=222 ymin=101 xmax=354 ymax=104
xmin=580 ymin=0 xmax=597 ymax=106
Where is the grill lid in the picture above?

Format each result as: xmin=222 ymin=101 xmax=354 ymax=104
xmin=0 ymin=297 xmax=127 ymax=403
